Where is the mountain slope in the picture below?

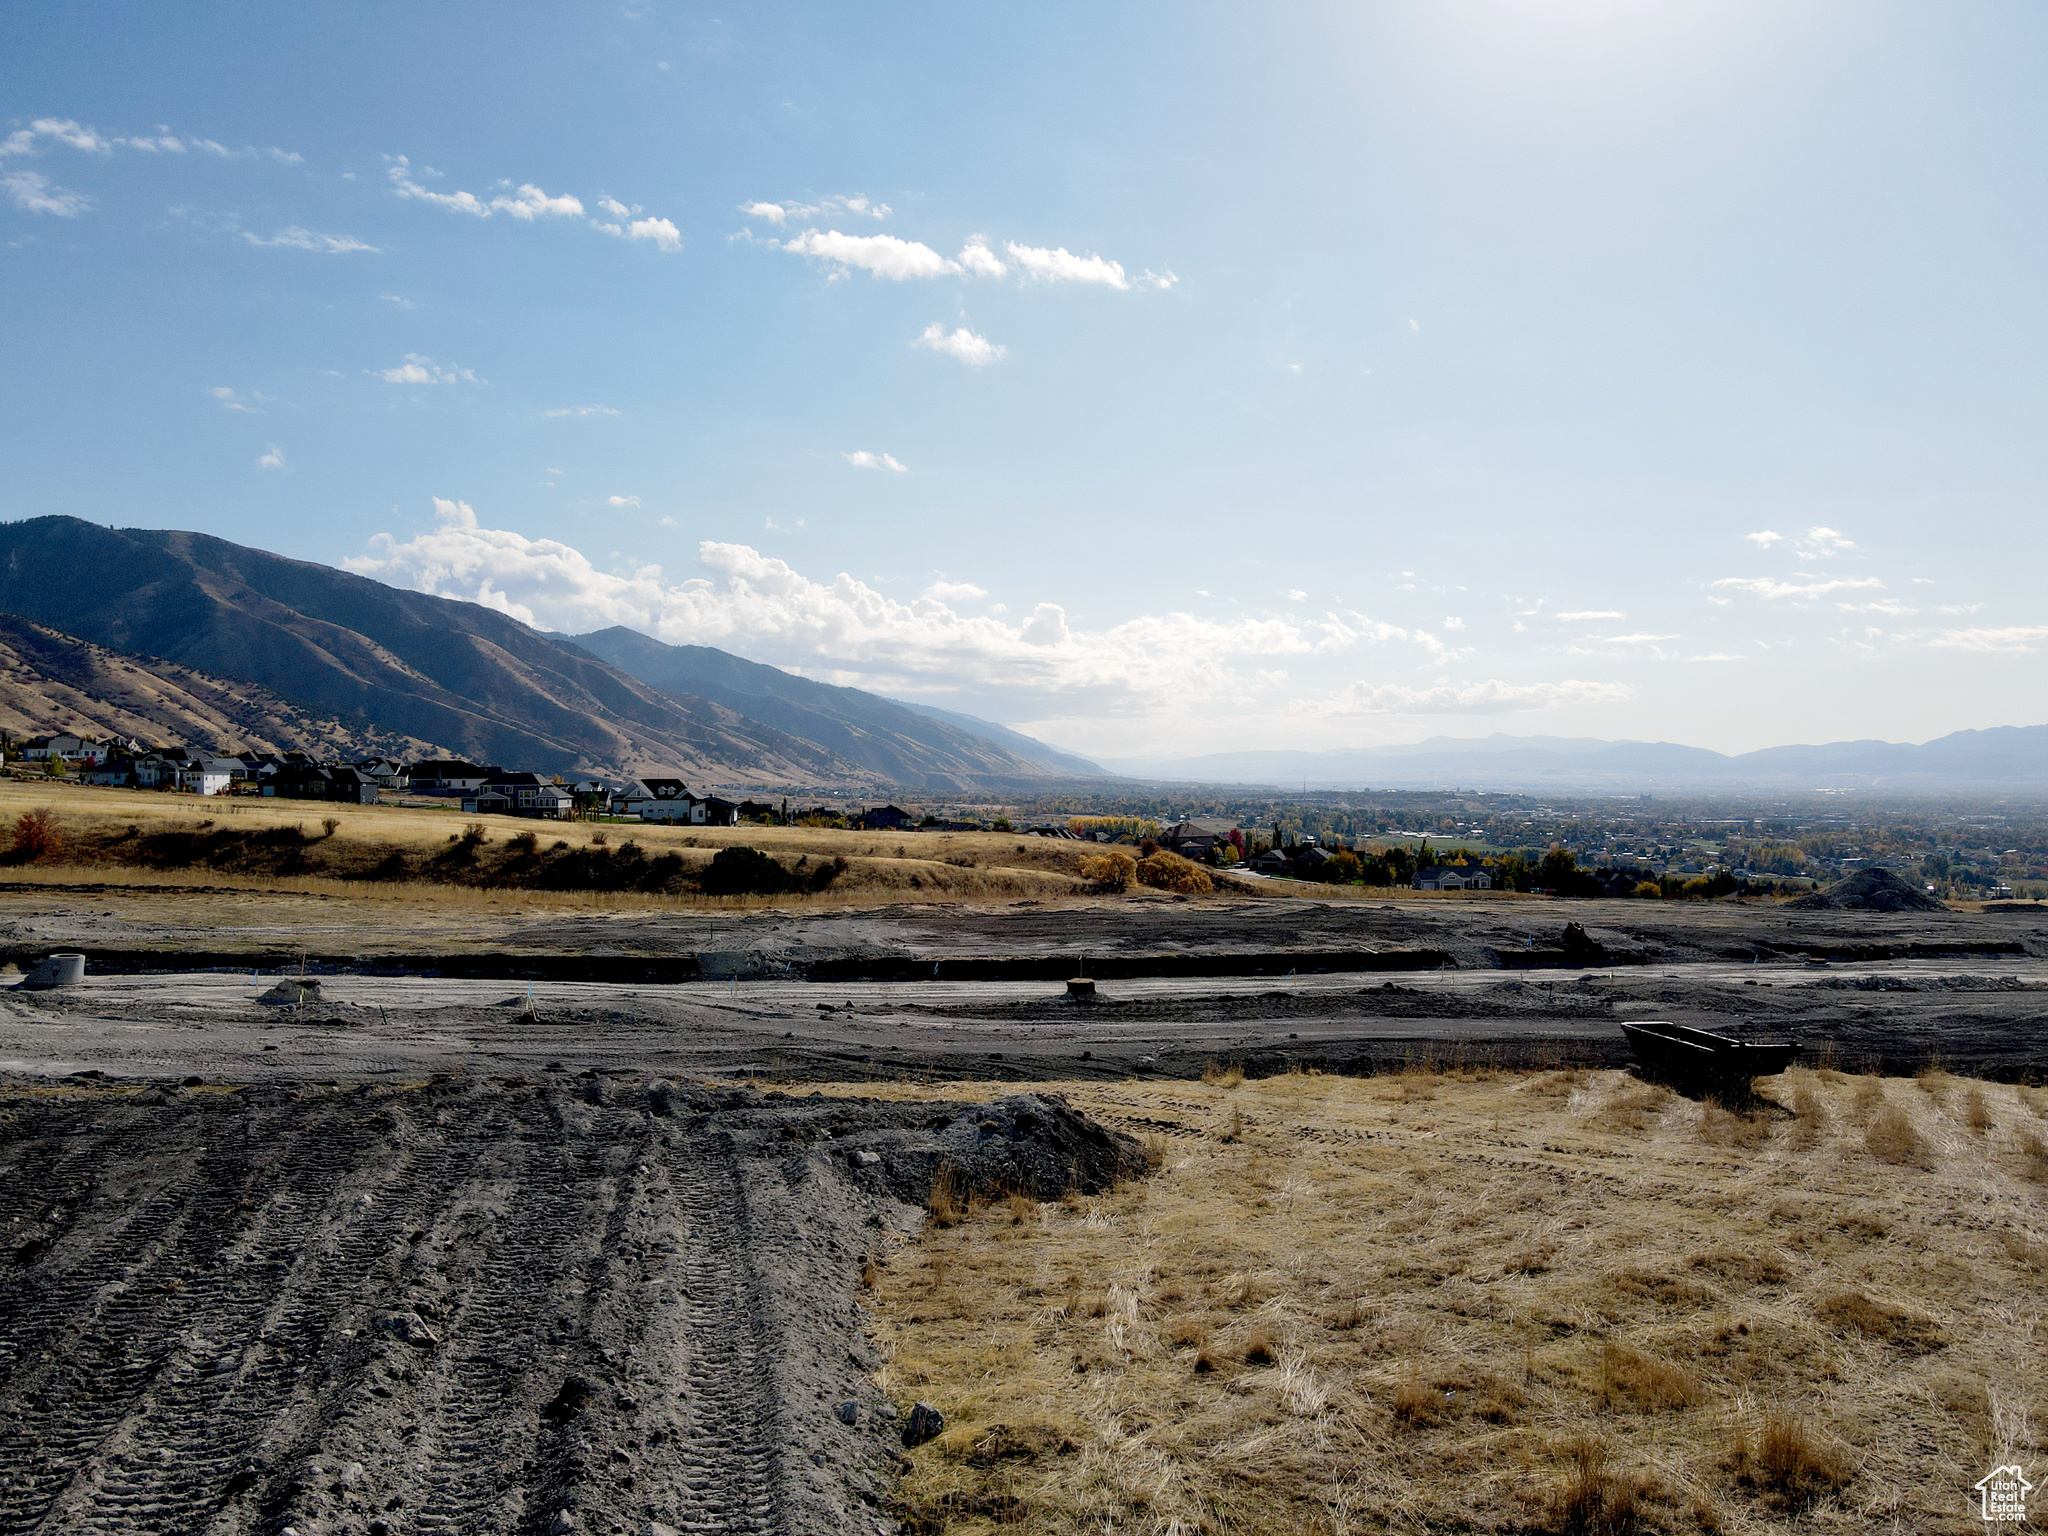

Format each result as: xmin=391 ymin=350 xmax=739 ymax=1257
xmin=882 ymin=698 xmax=1108 ymax=778
xmin=568 ymin=626 xmax=1107 ymax=789
xmin=1109 ymin=726 xmax=2048 ymax=790
xmin=0 ymin=517 xmax=862 ymax=783
xmin=0 ymin=612 xmax=443 ymax=760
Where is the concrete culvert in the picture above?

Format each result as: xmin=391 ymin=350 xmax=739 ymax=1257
xmin=21 ymin=953 xmax=85 ymax=990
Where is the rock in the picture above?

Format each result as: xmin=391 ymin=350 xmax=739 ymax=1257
xmin=541 ymin=1374 xmax=594 ymax=1422
xmin=854 ymin=1151 xmax=881 ymax=1167
xmin=374 ymin=1312 xmax=439 ymax=1350
xmin=875 ymin=1401 xmax=899 ymax=1420
xmin=549 ymin=1510 xmax=581 ymax=1535
xmin=902 ymin=1401 xmax=944 ymax=1448
xmin=834 ymin=1399 xmax=860 ymax=1425
xmin=646 ymin=1524 xmax=680 ymax=1536
xmin=259 ymin=978 xmax=320 ymax=1006
xmin=580 ymin=1073 xmax=612 ymax=1106
xmin=646 ymin=1079 xmax=679 ymax=1117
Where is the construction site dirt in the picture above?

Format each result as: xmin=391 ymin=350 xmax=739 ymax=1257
xmin=2 ymin=890 xmax=2046 ymax=1534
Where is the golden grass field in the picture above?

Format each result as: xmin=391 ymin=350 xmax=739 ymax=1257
xmin=842 ymin=1067 xmax=2048 ymax=1534
xmin=0 ymin=776 xmax=1115 ymax=907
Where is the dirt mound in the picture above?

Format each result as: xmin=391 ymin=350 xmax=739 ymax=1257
xmin=1787 ymin=867 xmax=1946 ymax=913
xmin=0 ymin=1078 xmax=1146 ymax=1535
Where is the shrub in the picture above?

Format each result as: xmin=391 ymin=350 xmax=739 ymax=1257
xmin=1633 ymin=881 xmax=1662 ymax=899
xmin=1135 ymin=849 xmax=1212 ymax=895
xmin=1079 ymin=851 xmax=1136 ymax=890
xmin=1816 ymin=1290 xmax=1945 ymax=1352
xmin=1865 ymin=1106 xmax=1929 ymax=1166
xmin=928 ymin=1169 xmax=968 ymax=1228
xmin=700 ymin=845 xmax=795 ymax=897
xmin=1730 ymin=1414 xmax=1850 ymax=1505
xmin=7 ymin=808 xmax=63 ymax=863
xmin=321 ymin=816 xmax=340 ymax=838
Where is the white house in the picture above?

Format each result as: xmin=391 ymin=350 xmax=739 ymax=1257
xmin=1414 ymin=865 xmax=1492 ymax=892
xmin=23 ymin=733 xmax=108 ymax=764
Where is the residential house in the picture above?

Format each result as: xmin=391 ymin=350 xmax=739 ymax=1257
xmin=1413 ymin=864 xmax=1492 ymax=892
xmin=82 ymin=755 xmax=137 ymax=787
xmin=354 ymin=758 xmax=406 ymax=789
xmin=698 ymin=795 xmax=740 ymax=827
xmin=23 ymin=733 xmax=110 ymax=765
xmin=609 ymin=777 xmax=689 ymax=817
xmin=1158 ymin=819 xmax=1232 ymax=860
xmin=856 ymin=805 xmax=914 ymax=831
xmin=406 ymin=760 xmax=491 ymax=795
xmin=463 ymin=772 xmax=570 ymax=819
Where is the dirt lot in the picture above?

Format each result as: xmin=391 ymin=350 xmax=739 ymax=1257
xmin=1 ymin=887 xmax=2044 ymax=1532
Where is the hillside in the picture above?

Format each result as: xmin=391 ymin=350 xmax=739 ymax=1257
xmin=0 ymin=612 xmax=443 ymax=760
xmin=570 ymin=626 xmax=1106 ymax=790
xmin=0 ymin=517 xmax=875 ymax=784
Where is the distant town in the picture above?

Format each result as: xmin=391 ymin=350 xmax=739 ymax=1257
xmin=7 ymin=729 xmax=2044 ymax=901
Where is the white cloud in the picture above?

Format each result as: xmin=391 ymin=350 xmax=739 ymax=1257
xmin=345 ymin=500 xmax=1455 ymax=706
xmin=373 ymin=353 xmax=482 ymax=385
xmin=598 ymin=197 xmax=632 ymax=219
xmin=544 ymin=405 xmax=621 ymax=418
xmin=924 ymin=580 xmax=986 ymax=603
xmin=212 ymin=386 xmax=260 ymax=414
xmin=1003 ymin=241 xmax=1127 ymax=289
xmin=241 ymin=225 xmax=379 ymax=253
xmin=387 ymin=157 xmax=490 ymax=216
xmin=491 ymin=183 xmax=584 ymax=221
xmin=117 ymin=133 xmax=185 ymax=153
xmin=626 ymin=215 xmax=680 ymax=250
xmin=380 ymin=292 xmax=416 ymax=309
xmin=3 ymin=170 xmax=91 ymax=217
xmin=1836 ymin=600 xmax=1916 ymax=616
xmin=1141 ymin=268 xmax=1178 ymax=290
xmin=783 ymin=228 xmax=957 ymax=280
xmin=1555 ymin=609 xmax=1624 ymax=620
xmin=1589 ymin=632 xmax=1680 ymax=644
xmin=741 ymin=194 xmax=890 ymax=225
xmin=607 ymin=494 xmax=641 ymax=507
xmin=1929 ymin=625 xmax=2048 ymax=653
xmin=844 ymin=450 xmax=908 ymax=473
xmin=1308 ymin=678 xmax=1633 ymax=716
xmin=1744 ymin=530 xmax=1783 ymax=547
xmin=1285 ymin=589 xmax=1307 ymax=603
xmin=957 ymin=236 xmax=1006 ymax=277
xmin=1796 ymin=525 xmax=1854 ymax=560
xmin=27 ymin=118 xmax=113 ymax=154
xmin=912 ymin=323 xmax=1005 ymax=366
xmin=1443 ymin=616 xmax=1465 ymax=630
xmin=1712 ymin=576 xmax=1884 ymax=601
xmin=256 ymin=444 xmax=285 ymax=470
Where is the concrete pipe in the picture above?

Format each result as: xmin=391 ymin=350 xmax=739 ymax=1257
xmin=22 ymin=953 xmax=86 ymax=989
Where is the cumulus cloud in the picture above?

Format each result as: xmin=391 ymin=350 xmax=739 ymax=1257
xmin=1003 ymin=241 xmax=1128 ymax=289
xmin=3 ymin=170 xmax=91 ymax=217
xmin=1308 ymin=678 xmax=1632 ymax=716
xmin=625 ymin=215 xmax=680 ymax=250
xmin=544 ymin=405 xmax=620 ymax=418
xmin=491 ymin=182 xmax=584 ymax=221
xmin=256 ymin=444 xmax=285 ymax=470
xmin=957 ymin=236 xmax=1006 ymax=277
xmin=343 ymin=500 xmax=1456 ymax=707
xmin=1929 ymin=625 xmax=2048 ymax=653
xmin=240 ymin=225 xmax=378 ymax=253
xmin=607 ymin=494 xmax=641 ymax=508
xmin=1743 ymin=530 xmax=1783 ymax=547
xmin=923 ymin=580 xmax=986 ymax=603
xmin=1555 ymin=610 xmax=1624 ymax=620
xmin=1796 ymin=526 xmax=1854 ymax=560
xmin=844 ymin=450 xmax=908 ymax=473
xmin=913 ymin=323 xmax=1005 ymax=366
xmin=373 ymin=353 xmax=482 ymax=385
xmin=741 ymin=194 xmax=890 ymax=225
xmin=782 ymin=229 xmax=957 ymax=280
xmin=1711 ymin=576 xmax=1884 ymax=601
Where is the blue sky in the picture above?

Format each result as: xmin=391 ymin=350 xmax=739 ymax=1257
xmin=5 ymin=2 xmax=2046 ymax=762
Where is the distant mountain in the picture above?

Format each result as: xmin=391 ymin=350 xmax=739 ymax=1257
xmin=1109 ymin=726 xmax=2048 ymax=792
xmin=883 ymin=698 xmax=1108 ymax=779
xmin=568 ymin=627 xmax=1108 ymax=789
xmin=0 ymin=516 xmax=878 ymax=784
xmin=0 ymin=612 xmax=440 ymax=761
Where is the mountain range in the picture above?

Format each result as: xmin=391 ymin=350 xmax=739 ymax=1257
xmin=0 ymin=517 xmax=1101 ymax=789
xmin=1107 ymin=729 xmax=2048 ymax=792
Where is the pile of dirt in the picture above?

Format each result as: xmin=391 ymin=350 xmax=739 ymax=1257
xmin=1787 ymin=868 xmax=1947 ymax=913
xmin=0 ymin=1077 xmax=1146 ymax=1535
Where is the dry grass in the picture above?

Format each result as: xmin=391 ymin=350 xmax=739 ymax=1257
xmin=843 ymin=1066 xmax=2048 ymax=1533
xmin=1865 ymin=1105 xmax=1932 ymax=1167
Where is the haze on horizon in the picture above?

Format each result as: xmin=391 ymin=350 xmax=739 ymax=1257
xmin=4 ymin=2 xmax=2045 ymax=764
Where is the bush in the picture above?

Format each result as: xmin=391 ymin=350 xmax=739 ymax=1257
xmin=700 ymin=845 xmax=796 ymax=896
xmin=1633 ymin=881 xmax=1662 ymax=899
xmin=1079 ymin=850 xmax=1136 ymax=890
xmin=1136 ymin=850 xmax=1212 ymax=894
xmin=6 ymin=808 xmax=63 ymax=863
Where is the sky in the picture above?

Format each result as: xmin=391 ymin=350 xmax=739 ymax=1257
xmin=4 ymin=2 xmax=2047 ymax=764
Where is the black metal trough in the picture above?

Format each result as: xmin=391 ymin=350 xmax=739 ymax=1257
xmin=1621 ymin=1019 xmax=1799 ymax=1088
